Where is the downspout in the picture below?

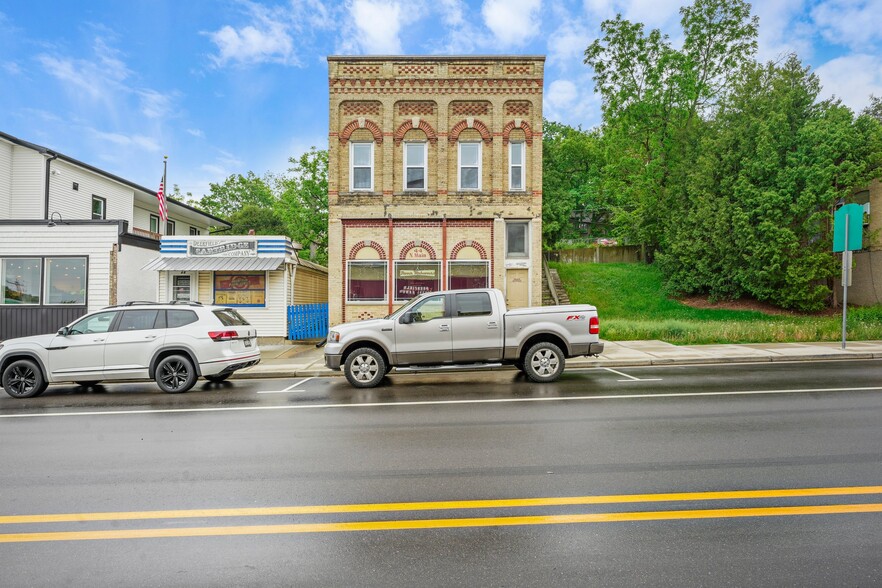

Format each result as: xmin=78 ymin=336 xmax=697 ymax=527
xmin=388 ymin=216 xmax=394 ymax=316
xmin=43 ymin=151 xmax=58 ymax=219
xmin=442 ymin=216 xmax=447 ymax=290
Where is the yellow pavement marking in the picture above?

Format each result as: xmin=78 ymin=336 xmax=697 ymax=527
xmin=1 ymin=486 xmax=881 ymax=525
xmin=2 ymin=503 xmax=881 ymax=543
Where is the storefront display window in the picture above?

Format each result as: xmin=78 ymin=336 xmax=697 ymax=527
xmin=2 ymin=258 xmax=42 ymax=305
xmin=448 ymin=261 xmax=489 ymax=290
xmin=214 ymin=272 xmax=266 ymax=307
xmin=44 ymin=258 xmax=87 ymax=305
xmin=394 ymin=261 xmax=440 ymax=301
xmin=348 ymin=261 xmax=386 ymax=302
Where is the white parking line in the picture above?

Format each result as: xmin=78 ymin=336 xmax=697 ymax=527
xmin=257 ymin=377 xmax=314 ymax=394
xmin=604 ymin=368 xmax=663 ymax=382
xmin=3 ymin=386 xmax=882 ymax=418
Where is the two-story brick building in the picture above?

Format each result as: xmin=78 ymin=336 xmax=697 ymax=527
xmin=327 ymin=56 xmax=545 ymax=326
xmin=0 ymin=130 xmax=229 ymax=339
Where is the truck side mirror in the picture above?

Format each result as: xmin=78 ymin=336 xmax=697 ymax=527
xmin=57 ymin=327 xmax=70 ymax=336
xmin=400 ymin=312 xmax=413 ymax=325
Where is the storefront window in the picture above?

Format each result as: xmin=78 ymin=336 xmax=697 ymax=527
xmin=2 ymin=258 xmax=42 ymax=305
xmin=448 ymin=261 xmax=489 ymax=290
xmin=395 ymin=261 xmax=440 ymax=301
xmin=44 ymin=258 xmax=87 ymax=305
xmin=348 ymin=261 xmax=387 ymax=302
xmin=214 ymin=273 xmax=266 ymax=307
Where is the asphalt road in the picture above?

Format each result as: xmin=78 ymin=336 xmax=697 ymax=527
xmin=1 ymin=360 xmax=882 ymax=587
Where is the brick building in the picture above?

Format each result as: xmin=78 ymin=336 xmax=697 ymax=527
xmin=327 ymin=55 xmax=545 ymax=325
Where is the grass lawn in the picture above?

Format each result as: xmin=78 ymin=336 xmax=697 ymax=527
xmin=551 ymin=262 xmax=882 ymax=344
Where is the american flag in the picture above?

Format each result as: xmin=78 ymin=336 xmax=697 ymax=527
xmin=156 ymin=179 xmax=168 ymax=221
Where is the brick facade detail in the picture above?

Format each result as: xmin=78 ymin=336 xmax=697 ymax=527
xmin=449 ymin=240 xmax=488 ymax=259
xmin=448 ymin=119 xmax=492 ymax=144
xmin=393 ymin=119 xmax=439 ymax=145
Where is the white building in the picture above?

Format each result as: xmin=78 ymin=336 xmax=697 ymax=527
xmin=0 ymin=131 xmax=229 ymax=340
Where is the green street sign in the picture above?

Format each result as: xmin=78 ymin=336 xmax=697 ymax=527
xmin=833 ymin=203 xmax=863 ymax=252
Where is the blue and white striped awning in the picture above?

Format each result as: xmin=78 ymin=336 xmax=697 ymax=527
xmin=142 ymin=257 xmax=286 ymax=271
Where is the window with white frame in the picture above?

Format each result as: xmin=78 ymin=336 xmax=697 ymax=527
xmin=506 ymin=222 xmax=530 ymax=258
xmin=92 ymin=195 xmax=106 ymax=219
xmin=347 ymin=261 xmax=387 ymax=302
xmin=458 ymin=142 xmax=481 ymax=191
xmin=404 ymin=142 xmax=427 ymax=190
xmin=448 ymin=261 xmax=489 ymax=290
xmin=509 ymin=142 xmax=525 ymax=191
xmin=189 ymin=227 xmax=200 ymax=235
xmin=166 ymin=220 xmax=176 ymax=235
xmin=350 ymin=142 xmax=374 ymax=191
xmin=150 ymin=214 xmax=160 ymax=234
xmin=394 ymin=261 xmax=440 ymax=301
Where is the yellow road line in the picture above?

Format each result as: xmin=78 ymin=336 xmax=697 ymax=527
xmin=2 ymin=503 xmax=881 ymax=543
xmin=2 ymin=486 xmax=882 ymax=525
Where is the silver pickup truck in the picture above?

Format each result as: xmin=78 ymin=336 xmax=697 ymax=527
xmin=324 ymin=288 xmax=603 ymax=388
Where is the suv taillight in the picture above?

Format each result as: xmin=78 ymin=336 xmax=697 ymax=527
xmin=589 ymin=316 xmax=600 ymax=335
xmin=208 ymin=330 xmax=238 ymax=341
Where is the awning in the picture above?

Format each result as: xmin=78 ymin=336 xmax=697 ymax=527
xmin=142 ymin=257 xmax=286 ymax=271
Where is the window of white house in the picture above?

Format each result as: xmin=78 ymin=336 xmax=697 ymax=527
xmin=509 ymin=142 xmax=524 ymax=191
xmin=506 ymin=222 xmax=529 ymax=258
xmin=394 ymin=261 xmax=440 ymax=301
xmin=351 ymin=142 xmax=374 ymax=191
xmin=44 ymin=257 xmax=87 ymax=305
xmin=1 ymin=258 xmax=42 ymax=305
xmin=150 ymin=214 xmax=160 ymax=234
xmin=92 ymin=195 xmax=106 ymax=220
xmin=448 ymin=261 xmax=489 ymax=290
xmin=404 ymin=142 xmax=427 ymax=190
xmin=458 ymin=142 xmax=481 ymax=191
xmin=347 ymin=261 xmax=387 ymax=302
xmin=189 ymin=227 xmax=200 ymax=235
xmin=166 ymin=220 xmax=176 ymax=235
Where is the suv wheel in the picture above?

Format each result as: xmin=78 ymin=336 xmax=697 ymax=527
xmin=523 ymin=342 xmax=565 ymax=383
xmin=155 ymin=355 xmax=197 ymax=394
xmin=2 ymin=359 xmax=48 ymax=398
xmin=344 ymin=347 xmax=386 ymax=389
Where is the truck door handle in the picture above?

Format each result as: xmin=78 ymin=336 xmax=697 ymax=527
xmin=439 ymin=325 xmax=449 ymax=332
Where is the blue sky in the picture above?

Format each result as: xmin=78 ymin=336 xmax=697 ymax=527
xmin=2 ymin=0 xmax=880 ymax=201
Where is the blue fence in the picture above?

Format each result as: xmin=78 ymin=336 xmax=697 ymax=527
xmin=287 ymin=303 xmax=329 ymax=340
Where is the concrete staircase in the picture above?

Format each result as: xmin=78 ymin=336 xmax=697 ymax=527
xmin=542 ymin=260 xmax=570 ymax=306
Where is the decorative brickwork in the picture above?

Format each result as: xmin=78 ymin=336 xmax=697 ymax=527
xmin=356 ymin=311 xmax=376 ymax=320
xmin=505 ymin=101 xmax=531 ymax=116
xmin=451 ymin=101 xmax=490 ymax=116
xmin=396 ymin=64 xmax=436 ymax=75
xmin=448 ymin=119 xmax=492 ymax=144
xmin=348 ymin=240 xmax=387 ymax=260
xmin=505 ymin=65 xmax=533 ymax=75
xmin=449 ymin=240 xmax=488 ymax=260
xmin=398 ymin=102 xmax=436 ymax=116
xmin=342 ymin=65 xmax=380 ymax=75
xmin=342 ymin=101 xmax=381 ymax=117
xmin=339 ymin=118 xmax=384 ymax=144
xmin=393 ymin=119 xmax=438 ymax=145
xmin=450 ymin=65 xmax=488 ymax=75
xmin=399 ymin=240 xmax=438 ymax=259
xmin=329 ymin=79 xmax=543 ymax=95
xmin=502 ymin=120 xmax=534 ymax=146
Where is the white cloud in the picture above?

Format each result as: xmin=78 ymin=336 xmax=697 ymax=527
xmin=815 ymin=53 xmax=882 ymax=112
xmin=137 ymin=89 xmax=175 ymax=119
xmin=208 ymin=21 xmax=295 ymax=67
xmin=544 ymin=76 xmax=602 ymax=128
xmin=752 ymin=0 xmax=813 ymax=63
xmin=546 ymin=79 xmax=579 ymax=111
xmin=88 ymin=129 xmax=161 ymax=153
xmin=347 ymin=0 xmax=404 ymax=54
xmin=618 ymin=0 xmax=683 ymax=29
xmin=438 ymin=0 xmax=466 ymax=26
xmin=812 ymin=0 xmax=882 ymax=51
xmin=482 ymin=0 xmax=542 ymax=47
xmin=187 ymin=128 xmax=205 ymax=138
xmin=547 ymin=19 xmax=591 ymax=69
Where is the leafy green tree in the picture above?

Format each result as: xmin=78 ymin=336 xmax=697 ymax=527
xmin=225 ymin=204 xmax=288 ymax=236
xmin=541 ymin=120 xmax=606 ymax=248
xmin=275 ymin=148 xmax=329 ymax=265
xmin=191 ymin=172 xmax=276 ymax=219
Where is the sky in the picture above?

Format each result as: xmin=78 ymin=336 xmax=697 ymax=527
xmin=2 ymin=0 xmax=881 ymax=201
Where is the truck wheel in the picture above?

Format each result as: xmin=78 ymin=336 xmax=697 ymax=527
xmin=2 ymin=359 xmax=48 ymax=398
xmin=523 ymin=342 xmax=565 ymax=383
xmin=344 ymin=347 xmax=386 ymax=389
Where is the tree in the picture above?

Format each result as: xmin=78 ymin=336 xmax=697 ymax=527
xmin=191 ymin=172 xmax=276 ymax=219
xmin=275 ymin=148 xmax=329 ymax=265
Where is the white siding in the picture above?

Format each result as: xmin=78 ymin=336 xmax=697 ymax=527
xmin=133 ymin=205 xmax=158 ymax=232
xmin=10 ymin=148 xmax=44 ymax=219
xmin=117 ymin=244 xmax=160 ymax=303
xmin=48 ymin=160 xmax=134 ymax=223
xmin=0 ymin=140 xmax=12 ymax=217
xmin=0 ymin=224 xmax=119 ymax=312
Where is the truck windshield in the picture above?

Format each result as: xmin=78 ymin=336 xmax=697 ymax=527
xmin=384 ymin=296 xmax=420 ymax=320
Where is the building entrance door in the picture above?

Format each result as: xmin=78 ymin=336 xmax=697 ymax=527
xmin=505 ymin=269 xmax=529 ymax=309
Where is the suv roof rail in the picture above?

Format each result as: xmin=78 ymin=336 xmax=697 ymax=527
xmin=169 ymin=300 xmax=203 ymax=306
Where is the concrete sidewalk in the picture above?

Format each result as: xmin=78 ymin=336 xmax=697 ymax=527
xmin=233 ymin=339 xmax=882 ymax=379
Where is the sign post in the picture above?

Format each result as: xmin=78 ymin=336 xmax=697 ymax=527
xmin=833 ymin=203 xmax=864 ymax=349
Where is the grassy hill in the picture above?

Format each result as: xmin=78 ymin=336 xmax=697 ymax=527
xmin=550 ymin=262 xmax=882 ymax=344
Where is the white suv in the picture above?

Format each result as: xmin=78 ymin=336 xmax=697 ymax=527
xmin=0 ymin=302 xmax=259 ymax=398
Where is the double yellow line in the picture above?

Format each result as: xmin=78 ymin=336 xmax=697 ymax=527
xmin=2 ymin=486 xmax=881 ymax=543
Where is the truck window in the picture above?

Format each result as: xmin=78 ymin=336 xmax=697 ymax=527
xmin=454 ymin=292 xmax=492 ymax=317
